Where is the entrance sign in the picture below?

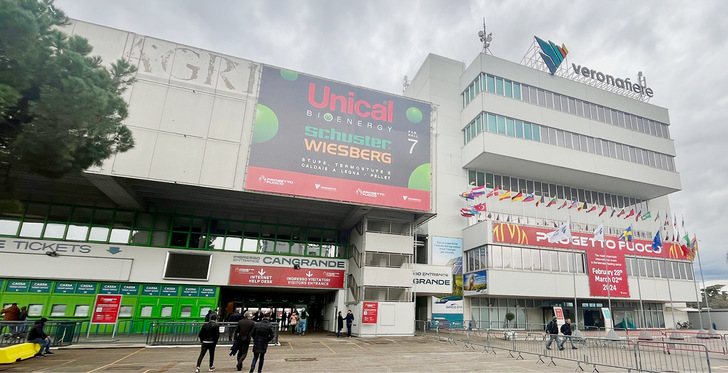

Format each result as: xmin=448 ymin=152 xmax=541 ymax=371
xmin=362 ymin=302 xmax=378 ymax=324
xmin=91 ymin=294 xmax=123 ymax=324
xmin=229 ymin=265 xmax=344 ymax=289
xmin=245 ymin=66 xmax=432 ymax=211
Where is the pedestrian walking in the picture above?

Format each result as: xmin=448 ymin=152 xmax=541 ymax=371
xmin=249 ymin=313 xmax=274 ymax=373
xmin=298 ymin=308 xmax=308 ymax=336
xmin=289 ymin=311 xmax=298 ymax=335
xmin=558 ymin=318 xmax=577 ymax=350
xmin=345 ymin=309 xmax=354 ymax=337
xmin=545 ymin=316 xmax=560 ymax=350
xmin=234 ymin=311 xmax=255 ymax=371
xmin=196 ymin=314 xmax=220 ymax=372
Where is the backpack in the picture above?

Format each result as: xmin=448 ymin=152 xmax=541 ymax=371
xmin=301 ymin=310 xmax=308 ymax=320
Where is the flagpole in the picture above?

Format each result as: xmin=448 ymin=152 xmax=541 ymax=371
xmin=568 ymin=209 xmax=579 ymax=335
xmin=663 ymin=252 xmax=676 ymax=330
xmin=696 ymin=248 xmax=715 ymax=334
xmin=605 ymin=227 xmax=614 ymax=338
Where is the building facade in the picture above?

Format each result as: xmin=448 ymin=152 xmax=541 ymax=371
xmin=0 ymin=21 xmax=692 ymax=336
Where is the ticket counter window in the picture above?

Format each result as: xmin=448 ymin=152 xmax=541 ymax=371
xmin=51 ymin=304 xmax=67 ymax=317
xmin=161 ymin=306 xmax=173 ymax=317
xmin=28 ymin=304 xmax=43 ymax=317
xmin=200 ymin=307 xmax=211 ymax=318
xmin=180 ymin=306 xmax=192 ymax=318
xmin=119 ymin=306 xmax=133 ymax=317
xmin=74 ymin=305 xmax=90 ymax=317
xmin=140 ymin=306 xmax=153 ymax=317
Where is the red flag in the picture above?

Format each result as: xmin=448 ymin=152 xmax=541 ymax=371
xmin=474 ymin=203 xmax=487 ymax=212
xmin=486 ymin=187 xmax=500 ymax=198
xmin=598 ymin=205 xmax=607 ymax=217
xmin=558 ymin=201 xmax=568 ymax=209
xmin=625 ymin=209 xmax=635 ymax=219
xmin=587 ymin=205 xmax=597 ymax=213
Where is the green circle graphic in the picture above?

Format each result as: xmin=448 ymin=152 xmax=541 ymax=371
xmin=280 ymin=70 xmax=299 ymax=81
xmin=408 ymin=163 xmax=431 ymax=191
xmin=252 ymin=104 xmax=279 ymax=143
xmin=324 ymin=113 xmax=334 ymax=121
xmin=406 ymin=107 xmax=423 ymax=123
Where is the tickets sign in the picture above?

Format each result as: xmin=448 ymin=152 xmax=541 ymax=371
xmin=229 ymin=265 xmax=344 ymax=289
xmin=245 ymin=66 xmax=432 ymax=211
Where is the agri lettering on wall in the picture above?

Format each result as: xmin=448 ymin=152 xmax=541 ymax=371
xmin=492 ymin=223 xmax=691 ymax=298
xmin=245 ymin=66 xmax=432 ymax=211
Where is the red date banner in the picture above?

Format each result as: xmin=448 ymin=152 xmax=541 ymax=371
xmin=586 ymin=250 xmax=629 ymax=297
xmin=229 ymin=265 xmax=344 ymax=289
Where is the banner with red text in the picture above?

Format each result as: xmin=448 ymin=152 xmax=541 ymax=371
xmin=585 ymin=249 xmax=629 ymax=297
xmin=229 ymin=265 xmax=344 ymax=289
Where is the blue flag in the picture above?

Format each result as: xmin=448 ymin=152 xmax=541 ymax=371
xmin=651 ymin=230 xmax=662 ymax=252
xmin=618 ymin=226 xmax=633 ymax=242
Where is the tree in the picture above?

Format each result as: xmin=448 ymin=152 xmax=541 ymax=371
xmin=688 ymin=284 xmax=728 ymax=309
xmin=0 ymin=0 xmax=135 ymax=184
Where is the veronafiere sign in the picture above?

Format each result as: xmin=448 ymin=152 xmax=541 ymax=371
xmin=245 ymin=65 xmax=432 ymax=211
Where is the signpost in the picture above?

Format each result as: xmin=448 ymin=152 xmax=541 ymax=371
xmin=362 ymin=302 xmax=378 ymax=324
xmin=88 ymin=294 xmax=123 ymax=338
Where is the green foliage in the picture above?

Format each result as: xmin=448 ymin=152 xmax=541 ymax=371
xmin=505 ymin=312 xmax=515 ymax=321
xmin=0 ymin=0 xmax=136 ymax=179
xmin=688 ymin=284 xmax=728 ymax=309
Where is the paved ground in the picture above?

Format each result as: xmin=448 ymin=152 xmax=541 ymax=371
xmin=1 ymin=331 xmax=727 ymax=372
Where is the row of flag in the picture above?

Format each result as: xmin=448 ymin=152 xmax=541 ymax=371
xmin=460 ymin=186 xmax=685 ymax=226
xmin=545 ymin=221 xmax=699 ymax=261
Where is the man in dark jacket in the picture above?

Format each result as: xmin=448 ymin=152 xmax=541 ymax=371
xmin=337 ymin=311 xmax=344 ymax=338
xmin=344 ymin=309 xmax=354 ymax=338
xmin=249 ymin=313 xmax=274 ymax=373
xmin=27 ymin=317 xmax=52 ymax=356
xmin=545 ymin=316 xmax=560 ymax=350
xmin=227 ymin=308 xmax=243 ymax=341
xmin=558 ymin=318 xmax=577 ymax=349
xmin=234 ymin=311 xmax=256 ymax=371
xmin=196 ymin=314 xmax=220 ymax=373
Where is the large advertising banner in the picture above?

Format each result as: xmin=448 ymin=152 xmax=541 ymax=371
xmin=229 ymin=265 xmax=344 ymax=289
xmin=432 ymin=296 xmax=464 ymax=326
xmin=491 ymin=223 xmax=682 ymax=298
xmin=245 ymin=65 xmax=432 ymax=211
xmin=585 ymin=249 xmax=629 ymax=297
xmin=462 ymin=270 xmax=487 ymax=296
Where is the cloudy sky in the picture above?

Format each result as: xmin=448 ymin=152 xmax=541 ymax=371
xmin=54 ymin=0 xmax=727 ymax=287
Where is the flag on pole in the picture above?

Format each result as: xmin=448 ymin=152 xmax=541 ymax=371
xmin=593 ymin=224 xmax=605 ymax=242
xmin=680 ymin=233 xmax=691 ymax=258
xmin=471 ymin=185 xmax=485 ymax=196
xmin=610 ymin=207 xmax=617 ymax=218
xmin=651 ymin=230 xmax=662 ymax=252
xmin=641 ymin=211 xmax=651 ymax=220
xmin=460 ymin=208 xmax=475 ymax=217
xmin=499 ymin=190 xmax=511 ymax=200
xmin=587 ymin=205 xmax=597 ymax=213
xmin=474 ymin=203 xmax=487 ymax=212
xmin=536 ymin=196 xmax=546 ymax=206
xmin=599 ymin=205 xmax=607 ymax=217
xmin=654 ymin=211 xmax=659 ymax=222
xmin=690 ymin=235 xmax=699 ymax=260
xmin=618 ymin=226 xmax=633 ymax=242
xmin=617 ymin=208 xmax=626 ymax=217
xmin=486 ymin=187 xmax=500 ymax=198
xmin=546 ymin=221 xmax=572 ymax=243
xmin=558 ymin=200 xmax=568 ymax=209
xmin=578 ymin=202 xmax=587 ymax=211
xmin=512 ymin=192 xmax=524 ymax=201
xmin=635 ymin=210 xmax=642 ymax=221
xmin=568 ymin=200 xmax=578 ymax=209
xmin=460 ymin=191 xmax=475 ymax=200
xmin=547 ymin=197 xmax=558 ymax=207
xmin=523 ymin=193 xmax=535 ymax=202
xmin=625 ymin=209 xmax=635 ymax=219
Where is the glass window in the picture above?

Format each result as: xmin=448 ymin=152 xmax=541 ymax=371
xmin=541 ymin=250 xmax=550 ymax=271
xmin=504 ymin=80 xmax=513 ymax=98
xmin=529 ymin=86 xmax=538 ymax=104
xmin=491 ymin=246 xmax=502 ymax=268
xmin=545 ymin=91 xmax=554 ymax=109
xmin=575 ymin=100 xmax=584 ymax=117
xmin=161 ymin=306 xmax=173 ymax=317
xmin=523 ymin=122 xmax=532 ymax=140
xmin=28 ymin=304 xmax=43 ymax=317
xmin=180 ymin=306 xmax=192 ymax=318
xmin=522 ymin=248 xmax=531 ymax=270
xmin=506 ymin=118 xmax=515 ymax=137
xmin=537 ymin=89 xmax=546 ymax=106
xmin=119 ymin=305 xmax=133 ymax=317
xmin=43 ymin=223 xmax=66 ymax=239
xmin=551 ymin=251 xmax=559 ymax=271
xmin=559 ymin=252 xmax=569 ymax=273
xmin=74 ymin=305 xmax=90 ymax=317
xmin=51 ymin=304 xmax=67 ymax=317
xmin=0 ymin=218 xmax=20 ymax=236
xmin=561 ymin=95 xmax=568 ymax=112
xmin=515 ymin=120 xmax=524 ymax=138
xmin=497 ymin=116 xmax=506 ymax=134
xmin=140 ymin=306 xmax=153 ymax=317
xmin=19 ymin=221 xmax=43 ymax=238
xmin=495 ymin=77 xmax=504 ymax=95
xmin=487 ymin=113 xmax=497 ymax=133
xmin=486 ymin=75 xmax=495 ymax=93
xmin=532 ymin=125 xmax=541 ymax=142
xmin=512 ymin=247 xmax=522 ymax=270
xmin=532 ymin=249 xmax=541 ymax=270
xmin=513 ymin=82 xmax=521 ymax=100
xmin=564 ymin=132 xmax=573 ymax=149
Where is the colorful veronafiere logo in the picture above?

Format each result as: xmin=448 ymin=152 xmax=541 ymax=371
xmin=535 ymin=36 xmax=568 ymax=75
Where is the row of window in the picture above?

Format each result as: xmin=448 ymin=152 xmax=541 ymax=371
xmin=362 ymin=286 xmax=411 ymax=302
xmin=364 ymin=252 xmax=411 ymax=268
xmin=466 ymin=245 xmax=694 ymax=281
xmin=0 ymin=202 xmax=348 ymax=258
xmin=463 ymin=111 xmax=676 ymax=172
xmin=462 ymin=72 xmax=671 ymax=139
xmin=468 ymin=170 xmax=646 ymax=211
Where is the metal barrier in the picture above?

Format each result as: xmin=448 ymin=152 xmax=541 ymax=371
xmin=636 ymin=341 xmax=711 ymax=373
xmin=146 ymin=322 xmax=279 ymax=346
xmin=416 ymin=320 xmax=715 ymax=373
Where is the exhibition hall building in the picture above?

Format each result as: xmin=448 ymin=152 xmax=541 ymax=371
xmin=0 ymin=20 xmax=693 ymax=336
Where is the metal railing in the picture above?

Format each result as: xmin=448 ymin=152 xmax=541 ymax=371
xmin=416 ymin=320 xmax=715 ymax=372
xmin=0 ymin=320 xmax=82 ymax=347
xmin=146 ymin=322 xmax=279 ymax=346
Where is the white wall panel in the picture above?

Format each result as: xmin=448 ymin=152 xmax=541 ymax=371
xmin=0 ymin=253 xmax=132 ymax=282
xmin=159 ymin=88 xmax=214 ymax=138
xmin=365 ymin=232 xmax=413 ymax=254
xmin=149 ymin=133 xmax=205 ymax=183
xmin=199 ymin=140 xmax=240 ymax=187
xmin=65 ymin=21 xmax=132 ymax=69
xmin=361 ymin=267 xmax=411 ymax=287
xmin=208 ymin=96 xmax=247 ymax=141
xmin=110 ymin=127 xmax=158 ymax=177
xmin=125 ymin=80 xmax=168 ymax=130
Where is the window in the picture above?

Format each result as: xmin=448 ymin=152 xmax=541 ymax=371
xmin=74 ymin=305 xmax=90 ymax=317
xmin=486 ymin=75 xmax=495 ymax=93
xmin=180 ymin=306 xmax=192 ymax=318
xmin=161 ymin=306 xmax=173 ymax=317
xmin=51 ymin=304 xmax=67 ymax=317
xmin=495 ymin=77 xmax=504 ymax=95
xmin=119 ymin=305 xmax=133 ymax=317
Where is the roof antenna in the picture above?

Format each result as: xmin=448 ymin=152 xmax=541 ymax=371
xmin=477 ymin=17 xmax=493 ymax=55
